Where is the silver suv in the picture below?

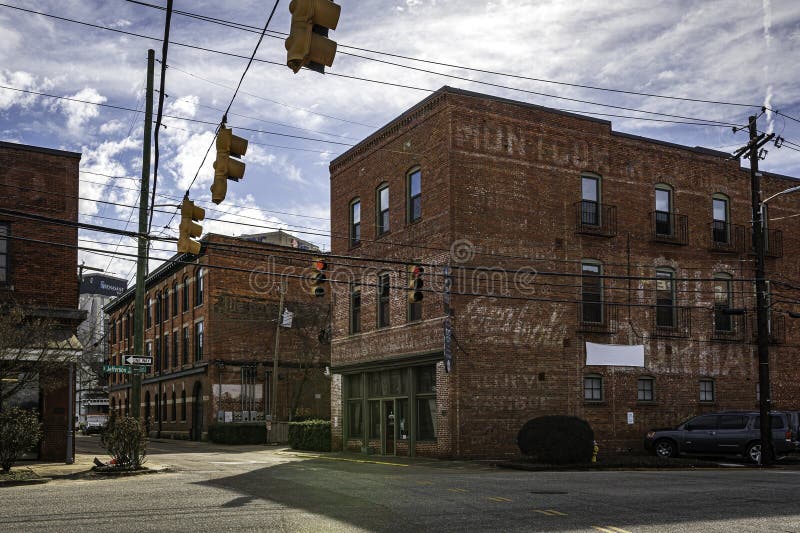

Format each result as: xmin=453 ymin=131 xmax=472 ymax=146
xmin=644 ymin=411 xmax=797 ymax=463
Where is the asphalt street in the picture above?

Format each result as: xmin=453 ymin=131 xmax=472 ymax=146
xmin=1 ymin=436 xmax=799 ymax=532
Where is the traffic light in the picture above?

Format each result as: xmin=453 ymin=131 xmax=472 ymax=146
xmin=211 ymin=126 xmax=248 ymax=204
xmin=408 ymin=265 xmax=424 ymax=303
xmin=285 ymin=0 xmax=341 ymax=74
xmin=178 ymin=197 xmax=205 ymax=254
xmin=309 ymin=258 xmax=327 ymax=297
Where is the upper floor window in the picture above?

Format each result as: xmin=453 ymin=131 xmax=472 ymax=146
xmin=163 ymin=290 xmax=169 ymax=321
xmin=349 ymin=199 xmax=361 ymax=247
xmin=655 ymin=184 xmax=673 ymax=235
xmin=182 ymin=277 xmax=189 ymax=311
xmin=408 ymin=264 xmax=422 ymax=322
xmin=655 ymin=268 xmax=676 ymax=328
xmin=580 ymin=173 xmax=601 ymax=225
xmin=712 ymin=193 xmax=730 ymax=244
xmin=155 ymin=292 xmax=162 ymax=323
xmin=377 ymin=273 xmax=390 ymax=328
xmin=195 ymin=268 xmax=205 ymax=307
xmin=350 ymin=285 xmax=361 ymax=334
xmin=146 ymin=296 xmax=153 ymax=328
xmin=0 ymin=223 xmax=9 ymax=284
xmin=584 ymin=374 xmax=603 ymax=401
xmin=172 ymin=282 xmax=179 ymax=316
xmin=182 ymin=326 xmax=189 ymax=365
xmin=407 ymin=168 xmax=421 ymax=223
xmin=713 ymin=273 xmax=733 ymax=332
xmin=376 ymin=184 xmax=389 ymax=235
xmin=581 ymin=261 xmax=603 ymax=324
xmin=195 ymin=321 xmax=204 ymax=361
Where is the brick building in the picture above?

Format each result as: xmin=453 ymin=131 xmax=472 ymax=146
xmin=328 ymin=87 xmax=800 ymax=458
xmin=105 ymin=233 xmax=330 ymax=440
xmin=0 ymin=141 xmax=86 ymax=462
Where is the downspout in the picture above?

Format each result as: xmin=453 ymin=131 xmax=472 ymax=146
xmin=66 ymin=362 xmax=75 ymax=464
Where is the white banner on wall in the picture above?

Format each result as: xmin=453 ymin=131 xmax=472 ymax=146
xmin=585 ymin=342 xmax=645 ymax=367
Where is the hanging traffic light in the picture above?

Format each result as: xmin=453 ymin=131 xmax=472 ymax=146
xmin=408 ymin=265 xmax=424 ymax=303
xmin=211 ymin=125 xmax=248 ymax=204
xmin=309 ymin=258 xmax=328 ymax=297
xmin=178 ymin=197 xmax=205 ymax=254
xmin=285 ymin=0 xmax=341 ymax=74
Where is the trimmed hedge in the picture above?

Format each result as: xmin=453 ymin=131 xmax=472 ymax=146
xmin=208 ymin=423 xmax=266 ymax=445
xmin=516 ymin=415 xmax=594 ymax=464
xmin=288 ymin=420 xmax=331 ymax=452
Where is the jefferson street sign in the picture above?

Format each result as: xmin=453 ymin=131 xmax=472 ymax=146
xmin=104 ymin=365 xmax=147 ymax=374
xmin=124 ymin=356 xmax=153 ymax=365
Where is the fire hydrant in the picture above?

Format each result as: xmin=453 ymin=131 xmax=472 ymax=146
xmin=592 ymin=440 xmax=599 ymax=463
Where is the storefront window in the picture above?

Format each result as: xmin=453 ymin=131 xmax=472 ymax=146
xmin=397 ymin=399 xmax=409 ymax=441
xmin=368 ymin=400 xmax=380 ymax=439
xmin=417 ymin=398 xmax=437 ymax=440
xmin=346 ymin=374 xmax=363 ymax=439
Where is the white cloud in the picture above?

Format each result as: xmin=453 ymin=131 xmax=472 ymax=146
xmin=0 ymin=70 xmax=53 ymax=110
xmin=55 ymin=87 xmax=107 ymax=135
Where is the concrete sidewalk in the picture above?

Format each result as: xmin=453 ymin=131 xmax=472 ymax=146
xmin=14 ymin=453 xmax=168 ymax=479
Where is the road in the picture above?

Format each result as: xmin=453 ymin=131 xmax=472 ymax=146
xmin=1 ymin=436 xmax=799 ymax=532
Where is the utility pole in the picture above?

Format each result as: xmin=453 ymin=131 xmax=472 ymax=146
xmin=747 ymin=114 xmax=774 ymax=466
xmin=131 ymin=49 xmax=155 ymax=419
xmin=271 ymin=278 xmax=286 ymax=425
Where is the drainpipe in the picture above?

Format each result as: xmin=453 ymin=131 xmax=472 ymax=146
xmin=66 ymin=362 xmax=75 ymax=464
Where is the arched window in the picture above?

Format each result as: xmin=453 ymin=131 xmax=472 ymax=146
xmin=162 ymin=392 xmax=168 ymax=421
xmin=580 ymin=172 xmax=602 ymax=226
xmin=712 ymin=193 xmax=730 ymax=244
xmin=376 ymin=183 xmax=389 ymax=235
xmin=655 ymin=267 xmax=676 ymax=328
xmin=155 ymin=292 xmax=162 ymax=323
xmin=172 ymin=282 xmax=179 ymax=316
xmin=349 ymin=198 xmax=361 ymax=247
xmin=146 ymin=294 xmax=153 ymax=328
xmin=195 ymin=268 xmax=204 ymax=306
xmin=407 ymin=167 xmax=422 ymax=223
xmin=581 ymin=260 xmax=603 ymax=324
xmin=654 ymin=183 xmax=674 ymax=236
xmin=182 ymin=276 xmax=189 ymax=311
xmin=377 ymin=272 xmax=390 ymax=328
xmin=172 ymin=391 xmax=177 ymax=421
xmin=181 ymin=390 xmax=187 ymax=421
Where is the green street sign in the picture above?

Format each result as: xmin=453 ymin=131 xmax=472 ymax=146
xmin=103 ymin=365 xmax=148 ymax=374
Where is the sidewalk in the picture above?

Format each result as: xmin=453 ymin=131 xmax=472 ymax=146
xmin=11 ymin=453 xmax=169 ymax=481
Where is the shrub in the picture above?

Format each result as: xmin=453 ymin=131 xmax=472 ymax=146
xmin=208 ymin=423 xmax=266 ymax=444
xmin=288 ymin=420 xmax=331 ymax=452
xmin=100 ymin=415 xmax=147 ymax=469
xmin=516 ymin=415 xmax=594 ymax=464
xmin=0 ymin=408 xmax=42 ymax=473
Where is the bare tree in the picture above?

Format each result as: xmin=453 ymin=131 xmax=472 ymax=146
xmin=0 ymin=303 xmax=74 ymax=411
xmin=286 ymin=301 xmax=331 ymax=420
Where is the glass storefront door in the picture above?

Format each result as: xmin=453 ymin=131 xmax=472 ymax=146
xmin=383 ymin=400 xmax=395 ymax=455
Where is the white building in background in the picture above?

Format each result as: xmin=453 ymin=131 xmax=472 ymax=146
xmin=76 ymin=273 xmax=127 ymax=430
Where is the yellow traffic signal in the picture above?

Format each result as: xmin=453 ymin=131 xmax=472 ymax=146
xmin=309 ymin=258 xmax=327 ymax=297
xmin=178 ymin=197 xmax=205 ymax=254
xmin=211 ymin=126 xmax=248 ymax=204
xmin=408 ymin=265 xmax=424 ymax=303
xmin=285 ymin=0 xmax=341 ymax=74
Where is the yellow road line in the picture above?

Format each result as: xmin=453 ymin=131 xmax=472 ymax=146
xmin=276 ymin=452 xmax=409 ymax=467
xmin=487 ymin=496 xmax=513 ymax=502
xmin=448 ymin=488 xmax=468 ymax=493
xmin=592 ymin=528 xmax=616 ymax=533
xmin=593 ymin=527 xmax=631 ymax=533
xmin=534 ymin=509 xmax=567 ymax=516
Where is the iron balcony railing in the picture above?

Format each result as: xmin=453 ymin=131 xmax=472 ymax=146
xmin=577 ymin=301 xmax=619 ymax=334
xmin=574 ymin=201 xmax=617 ymax=237
xmin=652 ymin=305 xmax=692 ymax=338
xmin=752 ymin=314 xmax=786 ymax=345
xmin=751 ymin=228 xmax=784 ymax=259
xmin=650 ymin=211 xmax=689 ymax=245
xmin=709 ymin=221 xmax=746 ymax=253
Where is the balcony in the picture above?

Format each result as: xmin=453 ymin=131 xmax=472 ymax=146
xmin=709 ymin=221 xmax=746 ymax=254
xmin=650 ymin=211 xmax=688 ymax=245
xmin=652 ymin=305 xmax=692 ymax=338
xmin=711 ymin=309 xmax=747 ymax=342
xmin=574 ymin=201 xmax=617 ymax=237
xmin=577 ymin=302 xmax=619 ymax=334
xmin=752 ymin=314 xmax=786 ymax=345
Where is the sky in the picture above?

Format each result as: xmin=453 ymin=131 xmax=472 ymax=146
xmin=1 ymin=0 xmax=799 ymax=284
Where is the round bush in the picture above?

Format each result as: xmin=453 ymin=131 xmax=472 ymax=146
xmin=516 ymin=415 xmax=594 ymax=464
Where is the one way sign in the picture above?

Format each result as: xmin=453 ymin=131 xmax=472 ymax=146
xmin=124 ymin=355 xmax=153 ymax=365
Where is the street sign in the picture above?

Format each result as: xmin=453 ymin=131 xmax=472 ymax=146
xmin=103 ymin=364 xmax=148 ymax=374
xmin=124 ymin=355 xmax=153 ymax=365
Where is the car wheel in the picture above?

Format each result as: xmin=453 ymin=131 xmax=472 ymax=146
xmin=654 ymin=439 xmax=677 ymax=458
xmin=745 ymin=442 xmax=761 ymax=464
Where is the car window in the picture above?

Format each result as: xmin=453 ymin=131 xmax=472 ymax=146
xmin=718 ymin=415 xmax=747 ymax=429
xmin=686 ymin=415 xmax=718 ymax=430
xmin=752 ymin=415 xmax=784 ymax=429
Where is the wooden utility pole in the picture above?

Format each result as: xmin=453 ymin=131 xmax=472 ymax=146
xmin=131 ymin=49 xmax=155 ymax=419
xmin=271 ymin=278 xmax=286 ymax=423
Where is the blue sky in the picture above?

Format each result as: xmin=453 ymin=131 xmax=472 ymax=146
xmin=1 ymin=0 xmax=799 ymax=283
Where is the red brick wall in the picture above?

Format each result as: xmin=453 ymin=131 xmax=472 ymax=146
xmin=329 ymin=88 xmax=800 ymax=458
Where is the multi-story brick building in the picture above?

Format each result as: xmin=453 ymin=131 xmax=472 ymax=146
xmin=0 ymin=141 xmax=86 ymax=462
xmin=328 ymin=86 xmax=800 ymax=458
xmin=105 ymin=233 xmax=330 ymax=440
